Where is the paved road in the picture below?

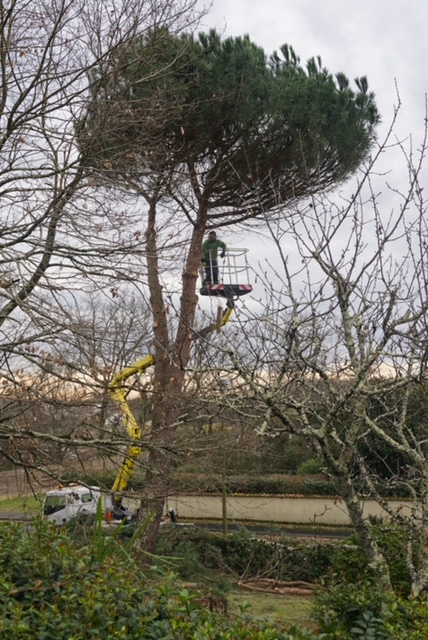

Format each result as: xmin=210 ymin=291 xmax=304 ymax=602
xmin=0 ymin=511 xmax=34 ymax=521
xmin=194 ymin=522 xmax=350 ymax=539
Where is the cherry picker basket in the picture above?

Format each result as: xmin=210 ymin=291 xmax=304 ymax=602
xmin=199 ymin=247 xmax=253 ymax=298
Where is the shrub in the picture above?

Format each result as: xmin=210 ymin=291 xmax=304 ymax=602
xmin=313 ymin=578 xmax=428 ymax=639
xmin=0 ymin=519 xmax=320 ymax=639
xmin=169 ymin=472 xmax=337 ymax=496
xmin=310 ymin=524 xmax=428 ymax=639
xmin=296 ymin=459 xmax=324 ymax=475
xmin=329 ymin=524 xmax=411 ymax=596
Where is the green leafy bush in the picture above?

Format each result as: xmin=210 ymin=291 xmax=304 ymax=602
xmin=296 ymin=459 xmax=324 ymax=475
xmin=330 ymin=524 xmax=411 ymax=596
xmin=309 ymin=524 xmax=428 ymax=639
xmin=313 ymin=578 xmax=428 ymax=639
xmin=0 ymin=520 xmax=320 ymax=639
xmin=8 ymin=518 xmax=427 ymax=639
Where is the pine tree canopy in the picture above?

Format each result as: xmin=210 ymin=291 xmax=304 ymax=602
xmin=80 ymin=28 xmax=380 ymax=218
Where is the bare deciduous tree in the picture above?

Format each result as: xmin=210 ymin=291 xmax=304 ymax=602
xmin=0 ymin=0 xmax=200 ymax=481
xmin=218 ymin=107 xmax=428 ymax=597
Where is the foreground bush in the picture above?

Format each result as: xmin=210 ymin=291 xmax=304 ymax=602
xmin=311 ymin=525 xmax=428 ymax=639
xmin=0 ymin=520 xmax=318 ymax=640
xmin=156 ymin=526 xmax=428 ymax=639
xmin=5 ymin=519 xmax=428 ymax=638
xmin=313 ymin=578 xmax=428 ymax=639
xmin=329 ymin=523 xmax=411 ymax=596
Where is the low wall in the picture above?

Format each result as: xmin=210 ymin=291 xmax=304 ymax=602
xmin=166 ymin=494 xmax=416 ymax=527
xmin=0 ymin=467 xmax=416 ymax=527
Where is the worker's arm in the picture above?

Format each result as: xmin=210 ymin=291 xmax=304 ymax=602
xmin=219 ymin=240 xmax=227 ymax=257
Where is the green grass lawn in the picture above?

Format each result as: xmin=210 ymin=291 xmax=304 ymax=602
xmin=229 ymin=589 xmax=314 ymax=630
xmin=0 ymin=495 xmax=41 ymax=512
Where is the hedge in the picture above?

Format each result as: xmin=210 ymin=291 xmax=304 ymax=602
xmin=62 ymin=470 xmax=416 ymax=498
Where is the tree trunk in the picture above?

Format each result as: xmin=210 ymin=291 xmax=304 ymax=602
xmin=341 ymin=480 xmax=392 ymax=591
xmin=137 ymin=199 xmax=208 ymax=556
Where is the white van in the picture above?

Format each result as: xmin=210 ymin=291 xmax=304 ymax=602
xmin=43 ymin=484 xmax=102 ymax=525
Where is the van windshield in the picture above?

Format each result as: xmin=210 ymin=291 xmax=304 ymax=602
xmin=43 ymin=495 xmax=67 ymax=516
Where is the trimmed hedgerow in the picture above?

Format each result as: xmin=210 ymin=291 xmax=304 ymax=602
xmin=61 ymin=469 xmax=415 ymax=499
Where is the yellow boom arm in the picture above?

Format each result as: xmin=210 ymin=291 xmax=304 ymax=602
xmin=108 ymin=355 xmax=155 ymax=503
xmin=108 ymin=302 xmax=234 ymax=511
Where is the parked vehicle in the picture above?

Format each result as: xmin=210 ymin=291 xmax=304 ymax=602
xmin=43 ymin=483 xmax=102 ymax=525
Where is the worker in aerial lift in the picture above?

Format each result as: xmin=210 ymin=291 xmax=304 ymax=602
xmin=201 ymin=230 xmax=227 ymax=284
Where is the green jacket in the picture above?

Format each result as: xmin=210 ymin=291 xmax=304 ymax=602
xmin=202 ymin=239 xmax=227 ymax=263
